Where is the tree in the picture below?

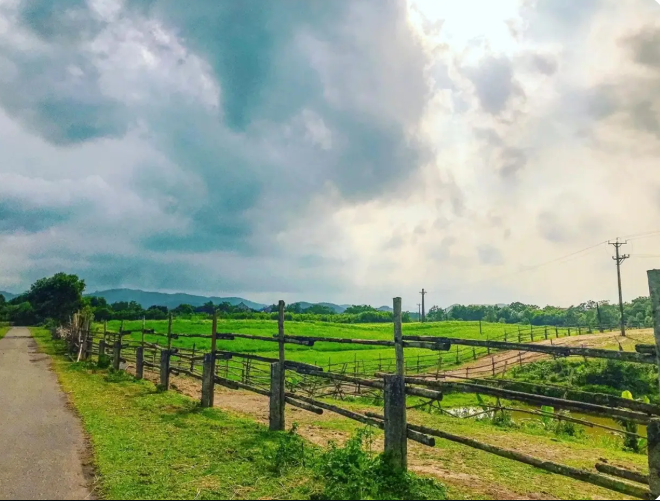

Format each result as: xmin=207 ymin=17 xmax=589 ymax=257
xmin=304 ymin=304 xmax=336 ymax=315
xmin=27 ymin=273 xmax=85 ymax=324
xmin=345 ymin=305 xmax=377 ymax=314
xmin=172 ymin=304 xmax=195 ymax=315
xmin=0 ymin=293 xmax=5 ymax=305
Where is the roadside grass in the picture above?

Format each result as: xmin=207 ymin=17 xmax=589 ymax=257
xmin=0 ymin=323 xmax=11 ymax=340
xmin=30 ymin=327 xmax=447 ymax=501
xmin=30 ymin=327 xmax=321 ymax=500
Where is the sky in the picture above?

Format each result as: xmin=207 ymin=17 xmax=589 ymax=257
xmin=1 ymin=0 xmax=660 ymax=311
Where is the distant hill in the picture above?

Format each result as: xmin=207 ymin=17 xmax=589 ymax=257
xmin=0 ymin=291 xmax=17 ymax=301
xmin=85 ymin=288 xmax=267 ymax=311
xmin=377 ymin=305 xmax=393 ymax=312
xmin=289 ymin=302 xmax=351 ymax=313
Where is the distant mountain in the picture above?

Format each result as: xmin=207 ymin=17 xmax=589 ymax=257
xmin=377 ymin=305 xmax=393 ymax=312
xmin=85 ymin=288 xmax=267 ymax=311
xmin=0 ymin=291 xmax=17 ymax=301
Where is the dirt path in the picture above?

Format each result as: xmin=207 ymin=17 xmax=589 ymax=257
xmin=0 ymin=328 xmax=91 ymax=500
xmin=441 ymin=330 xmax=643 ymax=379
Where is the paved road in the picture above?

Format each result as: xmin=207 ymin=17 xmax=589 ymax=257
xmin=0 ymin=328 xmax=91 ymax=500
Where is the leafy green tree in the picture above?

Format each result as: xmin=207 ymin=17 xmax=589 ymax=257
xmin=304 ymin=304 xmax=336 ymax=315
xmin=27 ymin=273 xmax=85 ymax=324
xmin=344 ymin=305 xmax=377 ymax=314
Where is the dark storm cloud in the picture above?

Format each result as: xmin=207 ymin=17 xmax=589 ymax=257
xmin=0 ymin=0 xmax=439 ymax=291
xmin=622 ymin=25 xmax=660 ymax=71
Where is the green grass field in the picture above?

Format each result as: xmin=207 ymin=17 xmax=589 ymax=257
xmin=100 ymin=319 xmax=576 ymax=370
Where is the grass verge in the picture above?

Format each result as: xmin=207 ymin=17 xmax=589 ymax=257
xmin=0 ymin=323 xmax=11 ymax=340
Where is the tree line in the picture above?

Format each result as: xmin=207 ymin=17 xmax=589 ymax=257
xmin=426 ymin=298 xmax=653 ymax=328
xmin=0 ymin=272 xmax=655 ymax=329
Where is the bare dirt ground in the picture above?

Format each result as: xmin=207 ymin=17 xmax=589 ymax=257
xmin=441 ymin=330 xmax=650 ymax=379
xmin=0 ymin=328 xmax=92 ymax=500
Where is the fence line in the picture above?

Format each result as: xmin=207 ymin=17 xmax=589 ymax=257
xmin=56 ymin=278 xmax=660 ymax=500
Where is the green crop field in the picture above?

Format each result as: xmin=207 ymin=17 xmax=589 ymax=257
xmin=99 ymin=319 xmax=575 ymax=371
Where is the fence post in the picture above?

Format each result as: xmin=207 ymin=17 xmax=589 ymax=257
xmin=472 ymin=347 xmax=477 ymax=360
xmin=201 ymin=352 xmax=215 ymax=408
xmin=113 ymin=340 xmax=121 ymax=371
xmin=504 ymin=330 xmax=507 ymax=342
xmin=270 ymin=362 xmax=285 ymax=431
xmin=555 ymin=326 xmax=559 ymax=338
xmin=486 ymin=334 xmax=490 ymax=355
xmin=393 ymin=297 xmax=404 ymax=376
xmin=492 ymin=357 xmax=496 ymax=376
xmin=167 ymin=314 xmax=173 ymax=351
xmin=384 ymin=374 xmax=407 ymax=470
xmin=455 ymin=345 xmax=459 ymax=364
xmin=136 ymin=346 xmax=144 ymax=380
xmin=160 ymin=349 xmax=171 ymax=390
xmin=530 ymin=326 xmax=534 ymax=342
xmin=269 ymin=300 xmax=286 ymax=432
xmin=103 ymin=320 xmax=107 ymax=344
xmin=544 ymin=327 xmax=548 ymax=340
xmin=98 ymin=340 xmax=106 ymax=362
xmin=648 ymin=418 xmax=660 ymax=498
xmin=648 ymin=270 xmax=660 ymax=394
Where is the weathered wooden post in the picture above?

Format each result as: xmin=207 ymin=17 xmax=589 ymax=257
xmin=269 ymin=301 xmax=286 ymax=431
xmin=544 ymin=327 xmax=548 ymax=340
xmin=486 ymin=334 xmax=490 ymax=355
xmin=530 ymin=325 xmax=534 ymax=342
xmin=472 ymin=347 xmax=477 ymax=360
xmin=160 ymin=349 xmax=171 ymax=390
xmin=136 ymin=346 xmax=144 ymax=380
xmin=141 ymin=316 xmax=146 ymax=347
xmin=270 ymin=362 xmax=285 ymax=431
xmin=113 ymin=340 xmax=121 ymax=371
xmin=648 ymin=417 xmax=660 ymax=498
xmin=103 ymin=320 xmax=107 ymax=343
xmin=167 ymin=314 xmax=173 ymax=351
xmin=201 ymin=352 xmax=215 ymax=408
xmin=98 ymin=340 xmax=106 ymax=362
xmin=555 ymin=326 xmax=559 ymax=338
xmin=455 ymin=345 xmax=459 ymax=364
xmin=492 ymin=357 xmax=496 ymax=376
xmin=518 ymin=327 xmax=522 ymax=343
xmin=384 ymin=297 xmax=407 ymax=469
xmin=568 ymin=327 xmax=572 ymax=336
xmin=648 ymin=270 xmax=660 ymax=394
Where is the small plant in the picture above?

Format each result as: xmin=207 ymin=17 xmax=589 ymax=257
xmin=104 ymin=369 xmax=135 ymax=383
xmin=491 ymin=409 xmax=516 ymax=429
xmin=615 ymin=391 xmax=646 ymax=453
xmin=312 ymin=427 xmax=446 ymax=500
xmin=271 ymin=423 xmax=308 ymax=474
xmin=97 ymin=354 xmax=112 ymax=369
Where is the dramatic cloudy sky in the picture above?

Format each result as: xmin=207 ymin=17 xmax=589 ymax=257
xmin=1 ymin=0 xmax=660 ymax=310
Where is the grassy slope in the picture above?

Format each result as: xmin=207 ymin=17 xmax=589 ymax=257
xmin=30 ymin=328 xmax=320 ymax=500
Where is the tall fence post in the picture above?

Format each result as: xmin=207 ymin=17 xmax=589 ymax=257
xmin=201 ymin=353 xmax=215 ymax=408
xmin=269 ymin=301 xmax=286 ymax=432
xmin=648 ymin=418 xmax=660 ymax=498
xmin=167 ymin=314 xmax=173 ymax=351
xmin=136 ymin=346 xmax=144 ymax=380
xmin=270 ymin=362 xmax=285 ymax=431
xmin=160 ymin=349 xmax=171 ymax=390
xmin=384 ymin=374 xmax=407 ymax=470
xmin=113 ymin=340 xmax=121 ymax=371
xmin=384 ymin=297 xmax=407 ymax=470
xmin=648 ymin=270 xmax=660 ymax=394
xmin=393 ymin=297 xmax=404 ymax=377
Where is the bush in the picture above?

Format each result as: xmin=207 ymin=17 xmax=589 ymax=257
xmin=312 ymin=428 xmax=446 ymax=501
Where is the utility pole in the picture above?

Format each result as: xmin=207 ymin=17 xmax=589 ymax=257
xmin=420 ymin=289 xmax=427 ymax=323
xmin=417 ymin=303 xmax=422 ymax=322
xmin=609 ymin=238 xmax=630 ymax=337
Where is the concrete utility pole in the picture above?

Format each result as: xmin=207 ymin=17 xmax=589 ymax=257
xmin=417 ymin=303 xmax=422 ymax=322
xmin=609 ymin=238 xmax=630 ymax=337
xmin=420 ymin=289 xmax=427 ymax=323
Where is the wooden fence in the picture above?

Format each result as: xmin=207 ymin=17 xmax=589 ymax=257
xmin=58 ymin=275 xmax=660 ymax=500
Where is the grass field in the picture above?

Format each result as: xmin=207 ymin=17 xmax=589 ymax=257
xmin=101 ymin=319 xmax=576 ymax=370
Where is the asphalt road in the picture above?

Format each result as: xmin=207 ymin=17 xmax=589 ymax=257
xmin=0 ymin=328 xmax=91 ymax=500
